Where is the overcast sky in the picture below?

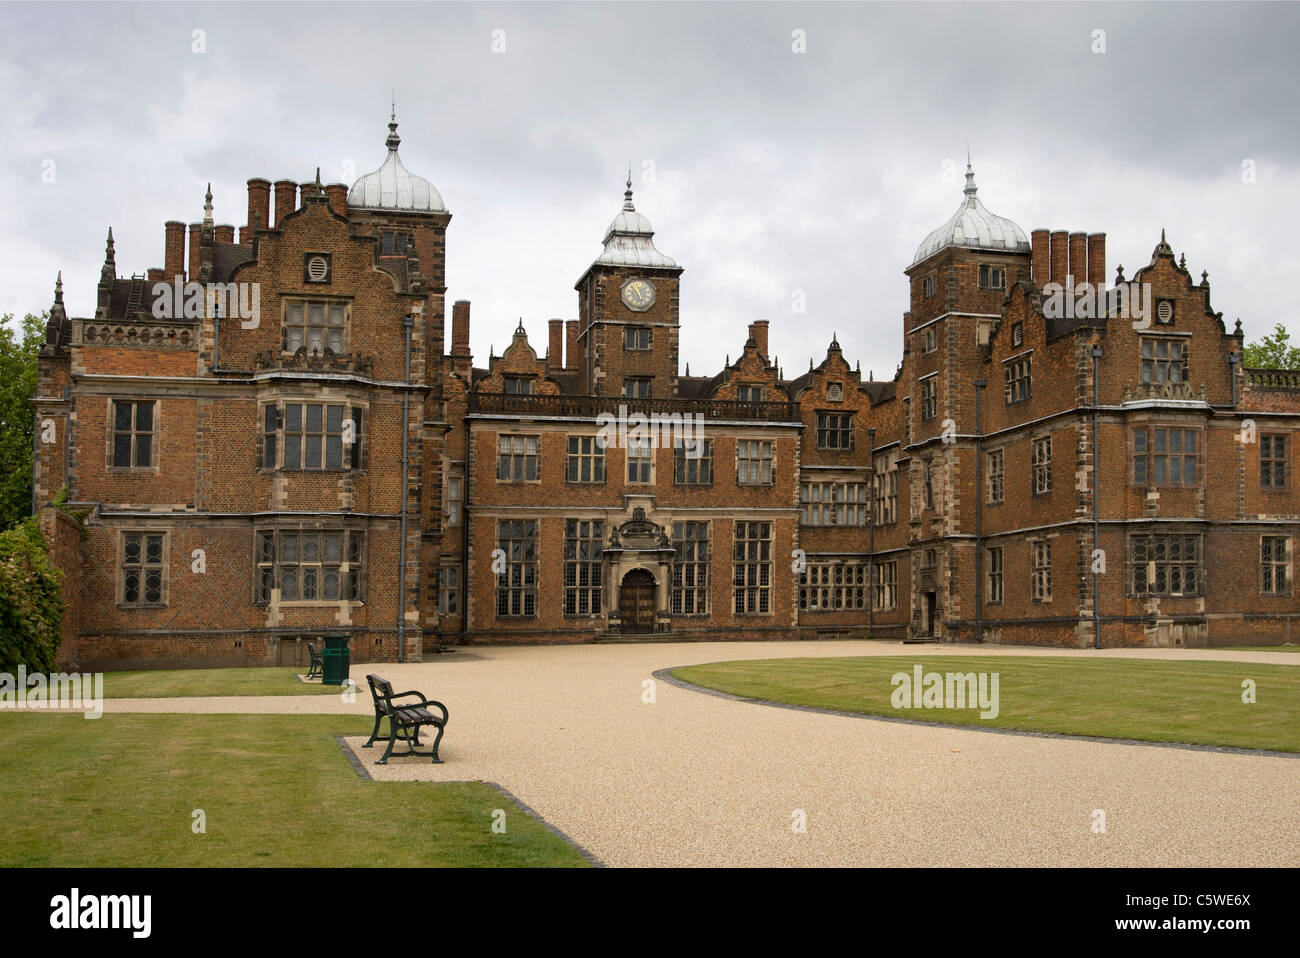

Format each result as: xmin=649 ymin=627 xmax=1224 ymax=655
xmin=3 ymin=1 xmax=1298 ymax=380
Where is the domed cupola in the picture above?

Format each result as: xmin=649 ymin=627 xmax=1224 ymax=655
xmin=591 ymin=176 xmax=677 ymax=269
xmin=348 ymin=111 xmax=446 ymax=214
xmin=911 ymin=158 xmax=1028 ymax=267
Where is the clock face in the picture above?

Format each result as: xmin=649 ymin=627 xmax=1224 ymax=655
xmin=621 ymin=279 xmax=656 ymax=311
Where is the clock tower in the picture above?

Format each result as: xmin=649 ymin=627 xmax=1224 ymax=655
xmin=574 ymin=177 xmax=683 ymax=398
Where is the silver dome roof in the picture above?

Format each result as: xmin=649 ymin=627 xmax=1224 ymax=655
xmin=912 ymin=162 xmax=1028 ymax=267
xmin=592 ymin=178 xmax=677 ymax=269
xmin=348 ymin=116 xmax=446 ymax=214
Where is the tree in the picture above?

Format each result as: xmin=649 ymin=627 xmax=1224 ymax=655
xmin=0 ymin=516 xmax=64 ymax=673
xmin=0 ymin=312 xmax=44 ymax=530
xmin=1242 ymin=323 xmax=1300 ymax=370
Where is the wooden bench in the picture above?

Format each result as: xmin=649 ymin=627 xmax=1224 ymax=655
xmin=306 ymin=642 xmax=323 ymax=680
xmin=362 ymin=674 xmax=449 ymax=764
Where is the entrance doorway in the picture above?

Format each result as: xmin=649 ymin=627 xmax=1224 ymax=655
xmin=923 ymin=592 xmax=937 ymax=637
xmin=619 ymin=569 xmax=657 ymax=634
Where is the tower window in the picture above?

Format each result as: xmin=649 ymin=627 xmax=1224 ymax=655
xmin=380 ymin=231 xmax=408 ymax=255
xmin=624 ymin=326 xmax=652 ymax=351
xmin=979 ymin=265 xmax=1006 ymax=289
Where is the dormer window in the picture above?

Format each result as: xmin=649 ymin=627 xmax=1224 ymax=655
xmin=979 ymin=265 xmax=1005 ymax=290
xmin=503 ymin=376 xmax=535 ymax=395
xmin=736 ymin=384 xmax=764 ymax=403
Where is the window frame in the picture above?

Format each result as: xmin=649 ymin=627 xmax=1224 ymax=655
xmin=1032 ymin=436 xmax=1052 ymax=496
xmin=1261 ymin=433 xmax=1288 ymax=490
xmin=1132 ymin=425 xmax=1199 ymax=487
xmin=1129 ymin=533 xmax=1203 ymax=598
xmin=254 ymin=527 xmax=364 ymax=606
xmin=623 ymin=326 xmax=652 ymax=351
xmin=118 ymin=530 xmax=168 ymax=608
xmin=563 ymin=519 xmax=604 ymax=616
xmin=497 ymin=434 xmax=541 ymax=483
xmin=495 ymin=519 xmax=538 ymax=618
xmin=282 ymin=298 xmax=348 ymax=356
xmin=735 ymin=439 xmax=775 ymax=486
xmin=1031 ymin=539 xmax=1052 ymax=603
xmin=673 ymin=438 xmax=713 ymax=485
xmin=733 ymin=520 xmax=773 ymax=615
xmin=1261 ymin=535 xmax=1291 ymax=596
xmin=109 ymin=399 xmax=158 ymax=472
xmin=671 ymin=521 xmax=711 ymax=616
xmin=566 ymin=435 xmax=607 ymax=484
xmin=816 ymin=411 xmax=854 ymax=451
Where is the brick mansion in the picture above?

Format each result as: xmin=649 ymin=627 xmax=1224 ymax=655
xmin=32 ymin=116 xmax=1300 ymax=668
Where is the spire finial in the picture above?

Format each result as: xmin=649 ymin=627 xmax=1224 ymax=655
xmin=623 ymin=170 xmax=635 ymax=212
xmin=54 ymin=271 xmax=63 ymax=304
xmin=385 ymin=102 xmax=401 ymax=151
xmin=203 ymin=182 xmax=214 ymax=226
xmin=963 ymin=150 xmax=978 ymax=204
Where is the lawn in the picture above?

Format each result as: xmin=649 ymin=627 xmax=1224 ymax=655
xmin=102 ymin=666 xmax=340 ymax=698
xmin=672 ymin=655 xmax=1300 ymax=752
xmin=0 ymin=712 xmax=590 ymax=867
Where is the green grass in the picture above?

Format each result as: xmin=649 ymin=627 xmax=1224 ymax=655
xmin=102 ymin=666 xmax=339 ymax=698
xmin=0 ymin=713 xmax=590 ymax=867
xmin=673 ymin=656 xmax=1300 ymax=752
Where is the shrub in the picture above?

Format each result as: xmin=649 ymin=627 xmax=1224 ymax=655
xmin=0 ymin=516 xmax=64 ymax=673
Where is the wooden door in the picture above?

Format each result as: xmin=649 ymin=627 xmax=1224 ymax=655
xmin=619 ymin=569 xmax=656 ymax=633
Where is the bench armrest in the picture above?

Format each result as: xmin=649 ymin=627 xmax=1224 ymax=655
xmin=389 ymin=690 xmax=448 ymax=720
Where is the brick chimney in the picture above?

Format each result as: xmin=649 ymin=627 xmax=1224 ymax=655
xmin=245 ymin=178 xmax=271 ymax=242
xmin=1087 ymin=233 xmax=1106 ymax=289
xmin=1030 ymin=229 xmax=1050 ymax=287
xmin=147 ymin=267 xmax=164 ymax=283
xmin=748 ymin=320 xmax=769 ymax=358
xmin=451 ymin=300 xmax=472 ymax=377
xmin=1049 ymin=230 xmax=1068 ymax=288
xmin=273 ymin=179 xmax=297 ymax=227
xmin=565 ymin=320 xmax=579 ymax=372
xmin=1068 ymin=233 xmax=1087 ymax=289
xmin=165 ymin=221 xmax=186 ymax=280
xmin=325 ymin=184 xmax=348 ymax=217
xmin=548 ymin=319 xmax=564 ymax=374
xmin=215 ymin=224 xmax=235 ymax=245
xmin=188 ymin=224 xmax=202 ymax=283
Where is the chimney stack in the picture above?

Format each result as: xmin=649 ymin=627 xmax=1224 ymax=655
xmin=565 ymin=320 xmax=579 ymax=372
xmin=1068 ymin=233 xmax=1088 ymax=289
xmin=273 ymin=179 xmax=297 ymax=227
xmin=1087 ymin=233 xmax=1106 ymax=289
xmin=188 ymin=224 xmax=202 ymax=283
xmin=215 ymin=224 xmax=235 ymax=245
xmin=245 ymin=178 xmax=271 ymax=242
xmin=548 ymin=319 xmax=565 ymax=374
xmin=165 ymin=221 xmax=186 ymax=280
xmin=1030 ymin=229 xmax=1050 ymax=287
xmin=451 ymin=300 xmax=472 ymax=377
xmin=1049 ymin=230 xmax=1068 ymax=289
xmin=325 ymin=183 xmax=348 ymax=217
xmin=147 ymin=267 xmax=165 ymax=283
xmin=748 ymin=320 xmax=769 ymax=358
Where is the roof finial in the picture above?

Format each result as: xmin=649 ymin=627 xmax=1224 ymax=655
xmin=54 ymin=271 xmax=63 ymax=304
xmin=386 ymin=102 xmax=401 ymax=152
xmin=623 ymin=169 xmax=635 ymax=212
xmin=963 ymin=149 xmax=978 ymax=205
xmin=203 ymin=182 xmax=214 ymax=226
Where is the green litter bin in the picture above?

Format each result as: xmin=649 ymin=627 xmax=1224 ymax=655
xmin=321 ymin=633 xmax=350 ymax=686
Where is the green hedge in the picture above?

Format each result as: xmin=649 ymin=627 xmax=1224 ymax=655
xmin=0 ymin=517 xmax=63 ymax=673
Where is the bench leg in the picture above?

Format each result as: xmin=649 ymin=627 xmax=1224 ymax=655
xmin=376 ymin=721 xmax=399 ymax=765
xmin=362 ymin=709 xmax=383 ymax=748
xmin=428 ymin=723 xmax=445 ymax=764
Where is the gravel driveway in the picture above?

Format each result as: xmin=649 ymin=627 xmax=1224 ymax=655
xmin=105 ymin=641 xmax=1300 ymax=867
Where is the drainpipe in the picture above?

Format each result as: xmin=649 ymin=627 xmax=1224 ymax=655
xmin=398 ymin=313 xmax=413 ymax=662
xmin=1227 ymin=350 xmax=1240 ymax=406
xmin=973 ymin=380 xmax=986 ymax=643
xmin=1092 ymin=345 xmax=1103 ymax=650
xmin=867 ymin=426 xmax=875 ymax=638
